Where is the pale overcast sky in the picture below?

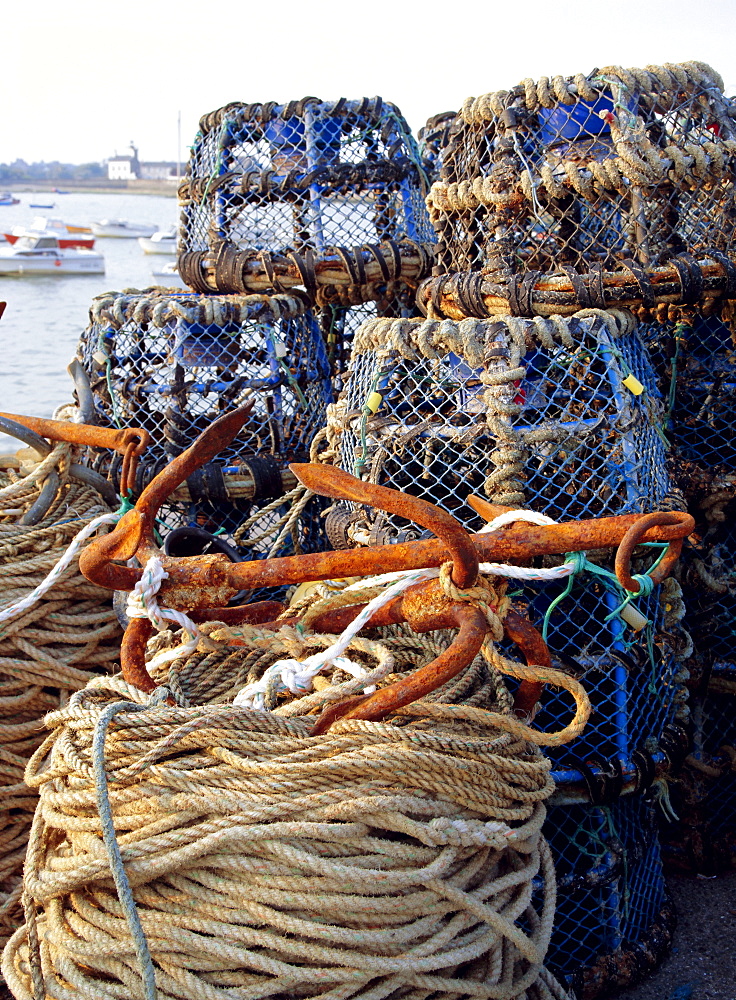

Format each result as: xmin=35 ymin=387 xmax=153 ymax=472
xmin=4 ymin=0 xmax=736 ymax=165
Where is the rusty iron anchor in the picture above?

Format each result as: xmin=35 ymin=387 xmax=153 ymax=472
xmin=77 ymin=405 xmax=694 ymax=726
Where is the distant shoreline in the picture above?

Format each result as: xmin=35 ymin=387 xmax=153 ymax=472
xmin=9 ymin=180 xmax=179 ymax=197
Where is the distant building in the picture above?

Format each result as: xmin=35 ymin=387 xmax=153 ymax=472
xmin=106 ymin=143 xmax=177 ymax=182
xmin=139 ymin=161 xmax=178 ymax=181
xmin=107 ymin=155 xmax=138 ymax=181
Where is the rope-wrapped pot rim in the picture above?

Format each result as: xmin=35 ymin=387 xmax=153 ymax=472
xmin=417 ymin=251 xmax=736 ymax=319
xmin=178 ymin=239 xmax=435 ymax=297
xmin=89 ymin=289 xmax=312 ymax=330
xmin=459 ymin=61 xmax=726 ymax=123
xmin=197 ymin=96 xmax=411 ymax=137
xmin=350 ymin=308 xmax=637 ymax=360
xmin=429 ymin=62 xmax=735 ymax=210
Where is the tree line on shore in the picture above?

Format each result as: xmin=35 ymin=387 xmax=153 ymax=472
xmin=0 ymin=160 xmax=107 ymax=183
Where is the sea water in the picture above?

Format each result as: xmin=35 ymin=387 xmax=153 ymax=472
xmin=0 ymin=191 xmax=178 ymax=452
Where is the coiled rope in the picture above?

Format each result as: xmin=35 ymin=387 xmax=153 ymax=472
xmin=5 ymin=648 xmax=572 ymax=1000
xmin=0 ymin=443 xmax=122 ymax=950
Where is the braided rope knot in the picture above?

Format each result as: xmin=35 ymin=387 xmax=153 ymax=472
xmin=438 ymin=562 xmax=508 ymax=640
xmin=564 ymin=551 xmax=587 ymax=574
xmin=126 ymin=557 xmax=203 ymax=670
xmin=126 ymin=558 xmax=171 ymax=632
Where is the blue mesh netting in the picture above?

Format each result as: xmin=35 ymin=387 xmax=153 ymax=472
xmin=318 ymin=297 xmax=420 ymax=385
xmin=331 ymin=311 xmax=670 ymax=542
xmin=543 ymin=794 xmax=670 ymax=990
xmin=515 ymin=577 xmax=684 ymax=768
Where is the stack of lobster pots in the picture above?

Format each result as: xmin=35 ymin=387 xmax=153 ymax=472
xmin=75 ymin=97 xmax=436 ymax=583
xmin=321 ymin=61 xmax=736 ymax=997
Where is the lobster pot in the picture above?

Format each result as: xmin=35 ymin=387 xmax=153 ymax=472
xmin=643 ymin=315 xmax=736 ymax=498
xmin=427 ymin=62 xmax=736 ymax=276
xmin=661 ymin=671 xmax=736 ymax=873
xmin=178 ymin=97 xmax=434 ymax=265
xmin=76 ymin=289 xmax=332 ymax=560
xmin=327 ymin=309 xmax=690 ymax=766
xmin=518 ymin=576 xmax=690 ymax=771
xmin=542 ymin=795 xmax=673 ymax=999
xmin=655 ymin=502 xmax=736 ymax=872
xmin=680 ymin=498 xmax=736 ymax=672
xmin=326 ymin=309 xmax=669 ymax=545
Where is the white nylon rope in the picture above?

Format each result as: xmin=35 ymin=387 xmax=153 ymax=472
xmin=233 ymin=508 xmax=575 ymax=709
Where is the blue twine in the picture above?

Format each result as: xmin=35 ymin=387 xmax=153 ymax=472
xmin=92 ymin=700 xmax=159 ymax=1000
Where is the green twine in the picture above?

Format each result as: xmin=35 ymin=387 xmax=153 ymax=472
xmin=116 ymin=493 xmax=164 ymax=547
xmin=667 ymin=321 xmax=691 ymax=421
xmin=383 ymin=107 xmax=432 ymax=194
xmin=116 ymin=492 xmax=136 ymax=516
xmin=541 ymin=542 xmax=670 ymax=643
xmin=570 ymin=805 xmax=614 ymax=862
xmin=98 ymin=329 xmax=124 ymax=430
xmin=571 ymin=806 xmax=629 ymax=920
xmin=262 ymin=324 xmax=309 ymax=409
xmin=354 ymin=361 xmax=396 ymax=478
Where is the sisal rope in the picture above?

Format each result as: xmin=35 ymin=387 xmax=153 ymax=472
xmin=5 ymin=659 xmax=572 ymax=1000
xmin=0 ymin=445 xmax=122 ymax=951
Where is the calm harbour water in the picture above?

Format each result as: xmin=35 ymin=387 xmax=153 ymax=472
xmin=0 ymin=191 xmax=178 ymax=450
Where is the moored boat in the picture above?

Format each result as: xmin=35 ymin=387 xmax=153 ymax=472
xmin=150 ymin=259 xmax=186 ymax=287
xmin=4 ymin=218 xmax=96 ymax=250
xmin=138 ymin=227 xmax=177 ymax=254
xmin=0 ymin=234 xmax=105 ymax=274
xmin=90 ymin=218 xmax=158 ymax=238
xmin=0 ymin=192 xmax=20 ymax=206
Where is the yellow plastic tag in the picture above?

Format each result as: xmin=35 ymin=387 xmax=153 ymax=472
xmin=623 ymin=374 xmax=645 ymax=396
xmin=365 ymin=391 xmax=383 ymax=414
xmin=619 ymin=603 xmax=648 ymax=631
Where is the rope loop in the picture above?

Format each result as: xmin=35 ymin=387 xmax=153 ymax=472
xmin=438 ymin=561 xmax=507 ymax=640
xmin=629 ymin=572 xmax=656 ymax=598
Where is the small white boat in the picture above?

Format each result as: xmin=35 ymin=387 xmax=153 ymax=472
xmin=138 ymin=227 xmax=177 ymax=255
xmin=90 ymin=218 xmax=158 ymax=238
xmin=0 ymin=235 xmax=105 ymax=275
xmin=151 ymin=259 xmax=186 ymax=288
